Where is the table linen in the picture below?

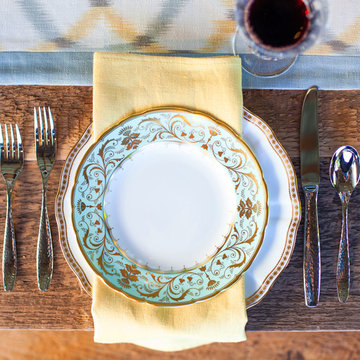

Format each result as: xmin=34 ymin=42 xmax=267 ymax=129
xmin=1 ymin=0 xmax=360 ymax=89
xmin=92 ymin=53 xmax=246 ymax=351
xmin=2 ymin=52 xmax=360 ymax=90
xmin=1 ymin=0 xmax=360 ymax=55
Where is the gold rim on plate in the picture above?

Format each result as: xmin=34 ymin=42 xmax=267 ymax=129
xmin=69 ymin=107 xmax=268 ymax=306
xmin=55 ymin=107 xmax=300 ymax=308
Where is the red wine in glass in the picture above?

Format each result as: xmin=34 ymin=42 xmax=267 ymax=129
xmin=245 ymin=0 xmax=311 ymax=50
xmin=234 ymin=0 xmax=327 ymax=76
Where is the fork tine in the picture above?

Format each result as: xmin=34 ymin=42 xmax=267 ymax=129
xmin=0 ymin=124 xmax=3 ymax=152
xmin=0 ymin=124 xmax=4 ymax=161
xmin=4 ymin=124 xmax=9 ymax=159
xmin=34 ymin=107 xmax=39 ymax=145
xmin=43 ymin=107 xmax=49 ymax=146
xmin=15 ymin=124 xmax=23 ymax=161
xmin=9 ymin=124 xmax=15 ymax=160
xmin=48 ymin=107 xmax=55 ymax=146
xmin=38 ymin=107 xmax=44 ymax=145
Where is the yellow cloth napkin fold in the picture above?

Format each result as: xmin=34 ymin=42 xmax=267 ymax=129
xmin=92 ymin=53 xmax=246 ymax=351
xmin=93 ymin=54 xmax=243 ymax=138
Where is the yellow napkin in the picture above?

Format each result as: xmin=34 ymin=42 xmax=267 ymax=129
xmin=92 ymin=53 xmax=246 ymax=351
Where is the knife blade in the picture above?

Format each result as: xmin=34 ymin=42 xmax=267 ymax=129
xmin=300 ymin=85 xmax=321 ymax=308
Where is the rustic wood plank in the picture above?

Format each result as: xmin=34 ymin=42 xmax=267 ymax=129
xmin=247 ymin=158 xmax=360 ymax=330
xmin=243 ymin=89 xmax=360 ymax=158
xmin=0 ymin=161 xmax=92 ymax=329
xmin=0 ymin=86 xmax=359 ymax=331
xmin=1 ymin=330 xmax=360 ymax=360
xmin=0 ymin=87 xmax=358 ymax=160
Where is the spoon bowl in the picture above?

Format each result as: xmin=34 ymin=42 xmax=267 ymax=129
xmin=329 ymin=145 xmax=360 ymax=303
xmin=330 ymin=146 xmax=360 ymax=195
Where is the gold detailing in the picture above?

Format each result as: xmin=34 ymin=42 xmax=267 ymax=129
xmin=70 ymin=107 xmax=267 ymax=305
xmin=56 ymin=107 xmax=300 ymax=308
xmin=243 ymin=109 xmax=301 ymax=308
xmin=55 ymin=125 xmax=93 ymax=295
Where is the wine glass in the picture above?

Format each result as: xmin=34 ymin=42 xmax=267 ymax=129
xmin=233 ymin=0 xmax=328 ymax=77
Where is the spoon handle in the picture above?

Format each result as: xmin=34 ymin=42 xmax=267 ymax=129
xmin=303 ymin=185 xmax=321 ymax=307
xmin=337 ymin=201 xmax=350 ymax=303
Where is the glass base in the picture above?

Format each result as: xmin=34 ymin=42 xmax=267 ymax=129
xmin=239 ymin=53 xmax=297 ymax=78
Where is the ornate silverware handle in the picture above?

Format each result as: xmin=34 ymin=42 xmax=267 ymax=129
xmin=37 ymin=186 xmax=53 ymax=291
xmin=3 ymin=188 xmax=17 ymax=291
xmin=337 ymin=201 xmax=350 ymax=303
xmin=303 ymin=185 xmax=321 ymax=307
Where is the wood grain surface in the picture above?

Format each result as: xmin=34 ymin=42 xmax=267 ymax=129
xmin=1 ymin=330 xmax=360 ymax=360
xmin=0 ymin=86 xmax=359 ymax=332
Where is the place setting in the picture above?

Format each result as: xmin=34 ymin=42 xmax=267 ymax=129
xmin=2 ymin=0 xmax=360 ymax=356
xmin=57 ymin=101 xmax=300 ymax=307
xmin=51 ymin=0 xmax=360 ymax=349
xmin=47 ymin=48 xmax=303 ymax=350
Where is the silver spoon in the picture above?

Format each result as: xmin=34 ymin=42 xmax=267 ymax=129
xmin=330 ymin=145 xmax=360 ymax=303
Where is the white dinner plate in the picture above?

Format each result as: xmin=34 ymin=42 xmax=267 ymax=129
xmin=56 ymin=108 xmax=300 ymax=308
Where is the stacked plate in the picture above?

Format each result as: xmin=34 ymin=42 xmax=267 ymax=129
xmin=56 ymin=108 xmax=300 ymax=308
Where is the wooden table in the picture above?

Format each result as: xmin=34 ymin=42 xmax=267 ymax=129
xmin=0 ymin=86 xmax=359 ymax=331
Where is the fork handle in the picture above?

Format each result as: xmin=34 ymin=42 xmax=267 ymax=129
xmin=37 ymin=187 xmax=53 ymax=291
xmin=3 ymin=189 xmax=17 ymax=291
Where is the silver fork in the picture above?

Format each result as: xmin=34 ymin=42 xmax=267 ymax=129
xmin=0 ymin=124 xmax=24 ymax=291
xmin=34 ymin=107 xmax=56 ymax=291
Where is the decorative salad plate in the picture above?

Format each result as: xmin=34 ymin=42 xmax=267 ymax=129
xmin=69 ymin=108 xmax=268 ymax=306
xmin=56 ymin=108 xmax=300 ymax=308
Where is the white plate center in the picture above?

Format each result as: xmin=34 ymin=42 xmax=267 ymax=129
xmin=103 ymin=141 xmax=236 ymax=272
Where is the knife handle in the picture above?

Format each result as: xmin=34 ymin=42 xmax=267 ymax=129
xmin=303 ymin=185 xmax=321 ymax=307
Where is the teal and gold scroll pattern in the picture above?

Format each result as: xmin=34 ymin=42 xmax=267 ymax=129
xmin=72 ymin=108 xmax=268 ymax=305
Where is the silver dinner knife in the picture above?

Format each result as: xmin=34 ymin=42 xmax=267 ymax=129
xmin=300 ymin=86 xmax=321 ymax=307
